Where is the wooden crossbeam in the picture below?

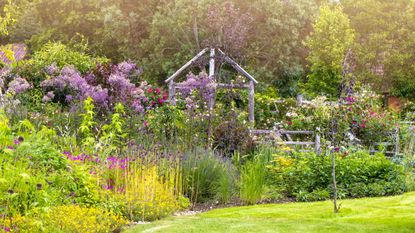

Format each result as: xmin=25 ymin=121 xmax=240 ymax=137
xmin=165 ymin=48 xmax=209 ymax=83
xmin=250 ymin=129 xmax=314 ymax=135
xmin=217 ymin=49 xmax=258 ymax=84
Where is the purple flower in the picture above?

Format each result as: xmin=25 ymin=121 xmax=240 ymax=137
xmin=178 ymin=72 xmax=216 ymax=102
xmin=42 ymin=91 xmax=55 ymax=102
xmin=65 ymin=95 xmax=73 ymax=102
xmin=46 ymin=63 xmax=59 ymax=75
xmin=7 ymin=77 xmax=32 ymax=94
xmin=117 ymin=61 xmax=138 ymax=75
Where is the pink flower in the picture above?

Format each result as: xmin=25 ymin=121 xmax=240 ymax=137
xmin=287 ymin=121 xmax=293 ymax=125
xmin=155 ymin=88 xmax=161 ymax=94
xmin=147 ymin=88 xmax=153 ymax=93
xmin=163 ymin=92 xmax=168 ymax=100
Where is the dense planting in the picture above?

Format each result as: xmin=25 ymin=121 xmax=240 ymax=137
xmin=0 ymin=1 xmax=415 ymax=232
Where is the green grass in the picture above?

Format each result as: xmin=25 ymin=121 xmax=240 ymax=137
xmin=126 ymin=192 xmax=415 ymax=233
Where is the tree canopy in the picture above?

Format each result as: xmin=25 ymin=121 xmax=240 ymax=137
xmin=1 ymin=0 xmax=415 ymax=98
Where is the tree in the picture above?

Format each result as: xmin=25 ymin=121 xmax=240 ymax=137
xmin=304 ymin=4 xmax=355 ymax=98
xmin=140 ymin=0 xmax=322 ymax=88
xmin=341 ymin=0 xmax=415 ymax=98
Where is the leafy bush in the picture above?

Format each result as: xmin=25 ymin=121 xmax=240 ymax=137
xmin=283 ymin=90 xmax=398 ymax=146
xmin=213 ymin=117 xmax=254 ymax=156
xmin=295 ymin=188 xmax=330 ymax=202
xmin=0 ymin=206 xmax=127 ymax=233
xmin=267 ymin=151 xmax=409 ymax=201
xmin=31 ymin=42 xmax=106 ymax=74
xmin=14 ymin=138 xmax=66 ymax=171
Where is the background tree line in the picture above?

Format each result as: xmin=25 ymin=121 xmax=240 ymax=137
xmin=1 ymin=0 xmax=415 ymax=99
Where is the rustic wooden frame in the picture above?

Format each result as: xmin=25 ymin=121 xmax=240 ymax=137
xmin=165 ymin=48 xmax=258 ymax=124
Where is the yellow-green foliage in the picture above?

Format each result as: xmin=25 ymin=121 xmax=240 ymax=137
xmin=0 ymin=206 xmax=127 ymax=233
xmin=122 ymin=163 xmax=188 ymax=221
xmin=0 ymin=110 xmax=12 ymax=146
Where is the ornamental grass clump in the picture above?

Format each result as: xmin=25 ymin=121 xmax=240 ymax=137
xmin=182 ymin=149 xmax=237 ymax=204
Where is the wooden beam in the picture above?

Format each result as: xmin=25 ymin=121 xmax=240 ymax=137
xmin=165 ymin=48 xmax=209 ymax=83
xmin=217 ymin=83 xmax=250 ymax=89
xmin=250 ymin=129 xmax=314 ymax=135
xmin=248 ymin=80 xmax=255 ymax=124
xmin=217 ymin=49 xmax=258 ymax=84
xmin=275 ymin=141 xmax=315 ymax=146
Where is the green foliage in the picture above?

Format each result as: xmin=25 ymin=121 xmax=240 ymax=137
xmin=100 ymin=102 xmax=127 ymax=152
xmin=146 ymin=104 xmax=185 ymax=145
xmin=283 ymin=90 xmax=398 ymax=147
xmin=79 ymin=97 xmax=96 ymax=147
xmin=240 ymin=156 xmax=267 ymax=205
xmin=182 ymin=149 xmax=236 ymax=204
xmin=342 ymin=0 xmax=415 ymax=98
xmin=122 ymin=164 xmax=186 ymax=222
xmin=0 ymin=0 xmax=14 ymax=35
xmin=14 ymin=136 xmax=66 ymax=171
xmin=0 ymin=205 xmax=127 ymax=233
xmin=304 ymin=4 xmax=355 ymax=97
xmin=0 ymin=110 xmax=12 ymax=147
xmin=31 ymin=42 xmax=105 ymax=74
xmin=267 ymin=151 xmax=409 ymax=201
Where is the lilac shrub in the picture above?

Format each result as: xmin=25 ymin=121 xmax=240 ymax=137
xmin=40 ymin=61 xmax=157 ymax=113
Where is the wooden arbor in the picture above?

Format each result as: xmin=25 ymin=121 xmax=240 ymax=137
xmin=165 ymin=48 xmax=258 ymax=123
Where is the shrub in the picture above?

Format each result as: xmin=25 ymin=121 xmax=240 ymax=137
xmin=14 ymin=138 xmax=67 ymax=171
xmin=295 ymin=188 xmax=330 ymax=202
xmin=0 ymin=206 xmax=127 ymax=233
xmin=31 ymin=42 xmax=105 ymax=74
xmin=267 ymin=151 xmax=409 ymax=201
xmin=213 ymin=117 xmax=254 ymax=156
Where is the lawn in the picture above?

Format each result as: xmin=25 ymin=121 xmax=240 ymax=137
xmin=127 ymin=192 xmax=415 ymax=233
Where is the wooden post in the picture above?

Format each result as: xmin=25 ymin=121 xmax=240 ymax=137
xmin=249 ymin=80 xmax=255 ymax=124
xmin=315 ymin=129 xmax=321 ymax=155
xmin=208 ymin=48 xmax=216 ymax=109
xmin=297 ymin=94 xmax=303 ymax=105
xmin=395 ymin=128 xmax=399 ymax=157
xmin=169 ymin=80 xmax=176 ymax=106
xmin=207 ymin=48 xmax=216 ymax=146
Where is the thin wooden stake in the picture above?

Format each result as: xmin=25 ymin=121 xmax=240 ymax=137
xmin=249 ymin=80 xmax=255 ymax=124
